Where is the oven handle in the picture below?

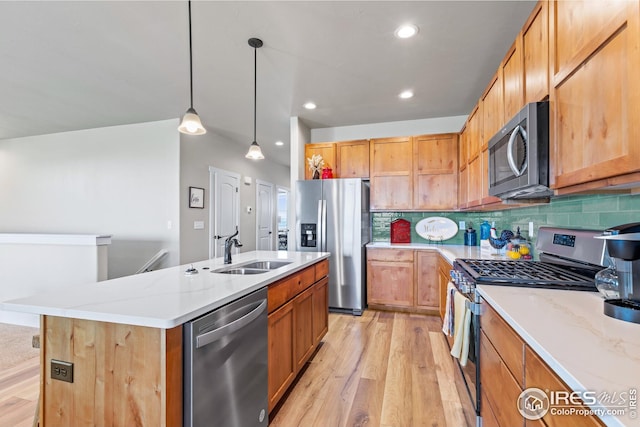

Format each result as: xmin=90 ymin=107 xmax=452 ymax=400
xmin=465 ymin=299 xmax=483 ymax=316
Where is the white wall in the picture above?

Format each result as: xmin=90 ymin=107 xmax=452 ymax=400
xmin=179 ymin=131 xmax=290 ymax=264
xmin=0 ymin=119 xmax=181 ymax=278
xmin=310 ymin=115 xmax=467 ymax=142
xmin=289 ymin=117 xmax=310 ymax=251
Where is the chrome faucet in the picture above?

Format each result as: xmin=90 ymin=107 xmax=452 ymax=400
xmin=224 ymin=228 xmax=243 ymax=264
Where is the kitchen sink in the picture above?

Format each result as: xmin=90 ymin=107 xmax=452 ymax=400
xmin=212 ymin=267 xmax=269 ymax=275
xmin=239 ymin=260 xmax=292 ymax=270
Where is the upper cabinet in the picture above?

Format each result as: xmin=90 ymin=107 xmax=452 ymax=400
xmin=336 ymin=140 xmax=369 ymax=178
xmin=502 ymin=40 xmax=524 ymax=123
xmin=413 ymin=133 xmax=458 ymax=210
xmin=369 ymin=136 xmax=413 ymax=210
xmin=522 ymin=1 xmax=549 ymax=103
xmin=304 ymin=143 xmax=336 ymax=179
xmin=481 ymin=72 xmax=504 ymax=149
xmin=550 ymin=0 xmax=640 ymax=193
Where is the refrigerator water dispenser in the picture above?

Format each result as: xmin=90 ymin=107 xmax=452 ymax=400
xmin=301 ymin=223 xmax=317 ymax=247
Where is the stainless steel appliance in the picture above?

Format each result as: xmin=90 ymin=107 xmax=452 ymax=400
xmin=183 ymin=287 xmax=268 ymax=427
xmin=596 ymin=222 xmax=640 ymax=324
xmin=295 ymin=178 xmax=370 ymax=315
xmin=449 ymin=226 xmax=607 ymax=422
xmin=488 ymin=101 xmax=551 ymax=200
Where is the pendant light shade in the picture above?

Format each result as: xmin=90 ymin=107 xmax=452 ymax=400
xmin=245 ymin=37 xmax=264 ymax=160
xmin=178 ymin=1 xmax=206 ymax=135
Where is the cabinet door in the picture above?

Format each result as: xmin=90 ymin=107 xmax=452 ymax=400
xmin=415 ymin=251 xmax=439 ymax=311
xmin=522 ymin=1 xmax=549 ymax=103
xmin=369 ymin=136 xmax=413 ymax=210
xmin=367 ymin=249 xmax=414 ymax=307
xmin=437 ymin=255 xmax=451 ymax=321
xmin=467 ymin=104 xmax=483 ymax=161
xmin=293 ymin=286 xmax=315 ymax=372
xmin=550 ymin=1 xmax=640 ymax=191
xmin=312 ymin=277 xmax=329 ymax=345
xmin=304 ymin=143 xmax=336 ymax=179
xmin=268 ymin=302 xmax=295 ymax=412
xmin=482 ymin=73 xmax=504 ymax=148
xmin=336 ymin=140 xmax=369 ymax=178
xmin=480 ymin=331 xmax=525 ymax=427
xmin=413 ymin=134 xmax=458 ymax=210
xmin=502 ymin=39 xmax=524 ymax=122
xmin=467 ymin=155 xmax=483 ymax=208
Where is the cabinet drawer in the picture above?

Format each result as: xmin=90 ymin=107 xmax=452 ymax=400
xmin=314 ymin=259 xmax=329 ymax=281
xmin=525 ymin=346 xmax=604 ymax=427
xmin=367 ymin=248 xmax=414 ymax=262
xmin=481 ymin=301 xmax=525 ymax=387
xmin=268 ymin=265 xmax=315 ymax=313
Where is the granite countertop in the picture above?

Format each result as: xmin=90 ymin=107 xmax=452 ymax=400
xmin=0 ymin=251 xmax=329 ymax=329
xmin=477 ymin=285 xmax=640 ymax=427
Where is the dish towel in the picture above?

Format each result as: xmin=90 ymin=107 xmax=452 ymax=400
xmin=450 ymin=291 xmax=472 ymax=367
xmin=441 ymin=281 xmax=456 ymax=336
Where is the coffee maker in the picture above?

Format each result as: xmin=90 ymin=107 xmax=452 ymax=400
xmin=597 ymin=222 xmax=640 ymax=324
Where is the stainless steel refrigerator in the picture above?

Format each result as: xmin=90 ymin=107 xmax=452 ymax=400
xmin=295 ymin=178 xmax=370 ymax=315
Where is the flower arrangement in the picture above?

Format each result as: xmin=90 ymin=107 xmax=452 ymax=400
xmin=307 ymin=154 xmax=325 ymax=179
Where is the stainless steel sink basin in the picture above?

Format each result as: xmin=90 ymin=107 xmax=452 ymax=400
xmin=239 ymin=260 xmax=292 ymax=270
xmin=212 ymin=267 xmax=269 ymax=275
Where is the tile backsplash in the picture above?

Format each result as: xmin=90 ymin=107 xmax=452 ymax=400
xmin=372 ymin=193 xmax=640 ymax=248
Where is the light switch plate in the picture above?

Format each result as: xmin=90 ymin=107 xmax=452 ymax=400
xmin=459 ymin=221 xmax=466 ymax=230
xmin=194 ymin=221 xmax=205 ymax=230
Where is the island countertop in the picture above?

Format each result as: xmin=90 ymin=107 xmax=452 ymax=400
xmin=477 ymin=284 xmax=640 ymax=427
xmin=0 ymin=250 xmax=329 ymax=329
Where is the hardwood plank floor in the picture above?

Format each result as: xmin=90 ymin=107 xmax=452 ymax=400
xmin=0 ymin=356 xmax=39 ymax=427
xmin=0 ymin=311 xmax=474 ymax=427
xmin=270 ymin=311 xmax=474 ymax=427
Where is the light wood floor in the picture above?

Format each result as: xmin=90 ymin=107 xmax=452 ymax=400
xmin=270 ymin=310 xmax=476 ymax=427
xmin=0 ymin=355 xmax=39 ymax=427
xmin=0 ymin=311 xmax=475 ymax=427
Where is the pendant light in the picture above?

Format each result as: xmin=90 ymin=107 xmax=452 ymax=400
xmin=178 ymin=0 xmax=206 ymax=135
xmin=245 ymin=38 xmax=265 ymax=160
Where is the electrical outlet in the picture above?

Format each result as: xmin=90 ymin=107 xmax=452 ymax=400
xmin=51 ymin=359 xmax=73 ymax=383
xmin=529 ymin=221 xmax=534 ymax=236
xmin=459 ymin=221 xmax=466 ymax=230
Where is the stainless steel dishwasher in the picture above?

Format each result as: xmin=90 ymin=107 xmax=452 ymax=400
xmin=183 ymin=287 xmax=268 ymax=427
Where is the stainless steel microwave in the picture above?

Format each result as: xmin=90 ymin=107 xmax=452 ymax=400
xmin=487 ymin=101 xmax=551 ymax=200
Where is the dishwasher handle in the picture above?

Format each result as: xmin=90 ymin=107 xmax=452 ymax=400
xmin=196 ymin=299 xmax=267 ymax=349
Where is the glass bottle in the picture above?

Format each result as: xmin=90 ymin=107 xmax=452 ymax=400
xmin=595 ymin=265 xmax=619 ymax=300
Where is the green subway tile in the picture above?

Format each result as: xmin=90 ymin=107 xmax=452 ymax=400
xmin=600 ymin=212 xmax=640 ymax=228
xmin=582 ymin=197 xmax=619 ymax=213
xmin=618 ymin=194 xmax=640 ymax=211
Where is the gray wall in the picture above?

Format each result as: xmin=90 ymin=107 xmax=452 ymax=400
xmin=0 ymin=119 xmax=181 ymax=278
xmin=179 ymin=131 xmax=290 ymax=264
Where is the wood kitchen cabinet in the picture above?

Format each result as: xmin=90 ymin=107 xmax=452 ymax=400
xmin=369 ymin=136 xmax=413 ymax=210
xmin=415 ymin=250 xmax=440 ymax=311
xmin=304 ymin=143 xmax=336 ymax=179
xmin=481 ymin=299 xmax=605 ymax=427
xmin=267 ymin=259 xmax=329 ymax=412
xmin=336 ymin=139 xmax=369 ymax=178
xmin=367 ymin=248 xmax=414 ymax=308
xmin=550 ymin=0 xmax=640 ymax=193
xmin=482 ymin=72 xmax=504 ymax=149
xmin=522 ymin=1 xmax=549 ymax=104
xmin=367 ymin=248 xmax=445 ymax=315
xmin=438 ymin=254 xmax=451 ymax=321
xmin=502 ymin=39 xmax=524 ymax=123
xmin=413 ymin=133 xmax=458 ymax=210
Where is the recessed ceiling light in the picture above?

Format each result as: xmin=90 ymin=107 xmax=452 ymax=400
xmin=303 ymin=102 xmax=317 ymax=110
xmin=399 ymin=90 xmax=414 ymax=99
xmin=275 ymin=141 xmax=284 ymax=146
xmin=395 ymin=24 xmax=419 ymax=39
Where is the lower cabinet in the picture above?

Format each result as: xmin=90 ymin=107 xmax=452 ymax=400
xmin=367 ymin=248 xmax=445 ymax=315
xmin=267 ymin=260 xmax=329 ymax=412
xmin=481 ymin=300 xmax=605 ymax=427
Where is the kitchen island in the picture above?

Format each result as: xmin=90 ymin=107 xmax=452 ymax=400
xmin=1 ymin=250 xmax=329 ymax=427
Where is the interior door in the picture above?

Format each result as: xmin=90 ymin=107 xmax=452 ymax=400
xmin=256 ymin=180 xmax=274 ymax=250
xmin=209 ymin=167 xmax=240 ymax=259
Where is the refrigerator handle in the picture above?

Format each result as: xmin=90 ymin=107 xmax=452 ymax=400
xmin=317 ymin=199 xmax=323 ymax=253
xmin=321 ymin=200 xmax=327 ymax=252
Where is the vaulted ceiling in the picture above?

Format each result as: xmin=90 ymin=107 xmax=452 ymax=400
xmin=0 ymin=1 xmax=536 ymax=166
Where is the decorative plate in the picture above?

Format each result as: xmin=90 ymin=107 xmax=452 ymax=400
xmin=415 ymin=217 xmax=459 ymax=242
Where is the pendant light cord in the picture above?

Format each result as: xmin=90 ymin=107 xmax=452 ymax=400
xmin=188 ymin=0 xmax=194 ymax=109
xmin=253 ymin=46 xmax=257 ymax=142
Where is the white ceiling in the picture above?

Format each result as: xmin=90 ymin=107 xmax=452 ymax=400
xmin=0 ymin=1 xmax=536 ymax=166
